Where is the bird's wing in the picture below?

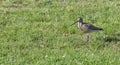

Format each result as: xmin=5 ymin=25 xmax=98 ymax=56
xmin=84 ymin=23 xmax=103 ymax=30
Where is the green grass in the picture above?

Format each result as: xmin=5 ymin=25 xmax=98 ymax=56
xmin=0 ymin=0 xmax=120 ymax=65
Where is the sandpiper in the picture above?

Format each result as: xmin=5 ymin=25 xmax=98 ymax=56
xmin=71 ymin=17 xmax=103 ymax=44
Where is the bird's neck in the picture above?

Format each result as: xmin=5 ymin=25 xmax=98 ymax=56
xmin=78 ymin=22 xmax=83 ymax=28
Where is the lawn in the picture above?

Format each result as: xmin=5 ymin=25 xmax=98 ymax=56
xmin=0 ymin=0 xmax=120 ymax=65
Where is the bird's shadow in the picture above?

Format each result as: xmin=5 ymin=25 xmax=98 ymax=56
xmin=103 ymin=36 xmax=120 ymax=42
xmin=97 ymin=32 xmax=120 ymax=42
xmin=97 ymin=33 xmax=120 ymax=50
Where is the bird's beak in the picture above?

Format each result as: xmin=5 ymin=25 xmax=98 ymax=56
xmin=70 ymin=21 xmax=78 ymax=26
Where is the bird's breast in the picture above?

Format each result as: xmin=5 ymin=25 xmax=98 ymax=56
xmin=78 ymin=23 xmax=90 ymax=33
xmin=77 ymin=22 xmax=82 ymax=28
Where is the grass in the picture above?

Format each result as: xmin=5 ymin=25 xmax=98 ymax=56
xmin=0 ymin=0 xmax=120 ymax=65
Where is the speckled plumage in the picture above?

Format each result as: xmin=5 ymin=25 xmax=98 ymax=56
xmin=77 ymin=17 xmax=103 ymax=33
xmin=71 ymin=17 xmax=103 ymax=45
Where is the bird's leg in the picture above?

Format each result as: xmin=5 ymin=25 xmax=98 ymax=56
xmin=85 ymin=33 xmax=90 ymax=45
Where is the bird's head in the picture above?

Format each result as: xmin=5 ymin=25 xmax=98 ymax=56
xmin=70 ymin=17 xmax=83 ymax=26
xmin=77 ymin=17 xmax=83 ymax=22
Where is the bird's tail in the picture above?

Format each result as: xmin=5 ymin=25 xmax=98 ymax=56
xmin=98 ymin=28 xmax=103 ymax=30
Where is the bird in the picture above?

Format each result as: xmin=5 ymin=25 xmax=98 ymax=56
xmin=71 ymin=17 xmax=103 ymax=45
